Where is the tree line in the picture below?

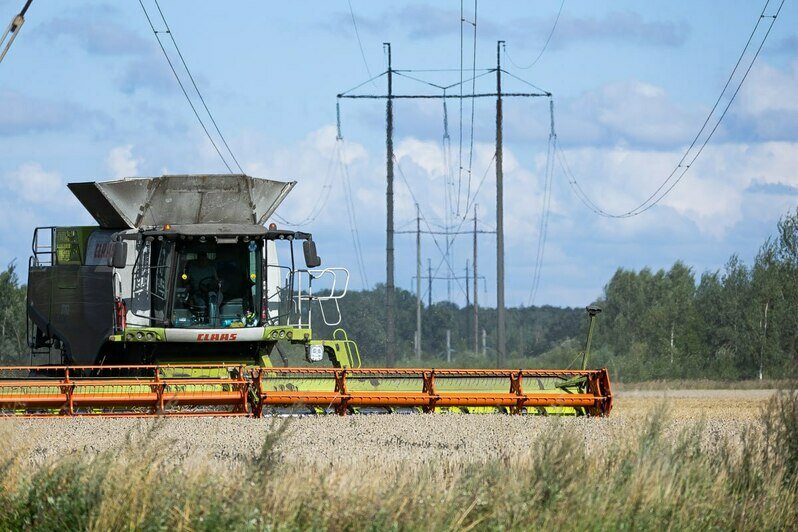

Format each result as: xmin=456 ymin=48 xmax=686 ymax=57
xmin=591 ymin=209 xmax=798 ymax=381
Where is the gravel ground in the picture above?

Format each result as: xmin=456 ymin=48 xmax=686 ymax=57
xmin=1 ymin=389 xmax=778 ymax=468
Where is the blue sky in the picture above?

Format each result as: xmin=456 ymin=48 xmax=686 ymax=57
xmin=1 ymin=0 xmax=797 ymax=307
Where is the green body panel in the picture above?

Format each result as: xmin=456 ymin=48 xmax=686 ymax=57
xmin=318 ymin=328 xmax=361 ymax=368
xmin=114 ymin=327 xmax=167 ymax=342
xmin=262 ymin=326 xmax=312 ymax=343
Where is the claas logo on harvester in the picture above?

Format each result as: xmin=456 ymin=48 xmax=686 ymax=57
xmin=196 ymin=333 xmax=238 ymax=341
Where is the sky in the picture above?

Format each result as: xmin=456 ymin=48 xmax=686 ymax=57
xmin=0 ymin=0 xmax=797 ymax=308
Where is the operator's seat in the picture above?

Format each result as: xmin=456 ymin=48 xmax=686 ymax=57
xmin=218 ymin=261 xmax=249 ymax=318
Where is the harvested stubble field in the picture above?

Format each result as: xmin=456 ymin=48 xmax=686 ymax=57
xmin=1 ymin=388 xmax=796 ymax=530
xmin=2 ymin=389 xmax=779 ymax=466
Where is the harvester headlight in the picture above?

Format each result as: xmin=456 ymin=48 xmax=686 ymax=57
xmin=271 ymin=331 xmax=279 ymax=339
xmin=287 ymin=331 xmax=293 ymax=339
xmin=126 ymin=334 xmax=134 ymax=341
xmin=306 ymin=344 xmax=324 ymax=363
xmin=279 ymin=330 xmax=285 ymax=338
xmin=136 ymin=332 xmax=144 ymax=340
xmin=145 ymin=332 xmax=155 ymax=341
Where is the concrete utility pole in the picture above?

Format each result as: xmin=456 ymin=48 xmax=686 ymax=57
xmin=473 ymin=204 xmax=479 ymax=355
xmin=446 ymin=329 xmax=452 ymax=363
xmin=465 ymin=260 xmax=470 ymax=308
xmin=495 ymin=40 xmax=506 ymax=368
xmin=385 ymin=42 xmax=396 ymax=367
xmin=428 ymin=258 xmax=433 ymax=308
xmin=415 ymin=202 xmax=421 ymax=361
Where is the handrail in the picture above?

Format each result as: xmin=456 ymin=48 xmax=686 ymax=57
xmin=30 ymin=226 xmax=56 ymax=266
xmin=295 ymin=267 xmax=350 ymax=327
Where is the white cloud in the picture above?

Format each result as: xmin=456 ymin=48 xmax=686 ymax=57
xmin=556 ymin=141 xmax=798 ymax=238
xmin=0 ymin=90 xmax=102 ymax=136
xmin=554 ymin=80 xmax=703 ymax=148
xmin=396 ymin=138 xmax=447 ymax=178
xmin=105 ymin=145 xmax=140 ymax=178
xmin=37 ymin=4 xmax=149 ymax=57
xmin=737 ymin=60 xmax=798 ymax=116
xmin=547 ymin=60 xmax=798 ymax=149
xmin=728 ymin=59 xmax=798 ymax=140
xmin=4 ymin=163 xmax=64 ymax=205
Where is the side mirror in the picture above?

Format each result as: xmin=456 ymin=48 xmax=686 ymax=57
xmin=303 ymin=240 xmax=321 ymax=268
xmin=108 ymin=242 xmax=127 ymax=269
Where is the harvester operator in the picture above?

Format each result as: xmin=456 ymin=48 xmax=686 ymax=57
xmin=184 ymin=252 xmax=220 ymax=310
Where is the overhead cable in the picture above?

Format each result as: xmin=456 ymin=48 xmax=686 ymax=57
xmin=500 ymin=68 xmax=551 ymax=94
xmin=562 ymin=0 xmax=784 ymax=218
xmin=458 ymin=0 xmax=465 ymax=223
xmin=138 ymin=0 xmax=239 ymax=173
xmin=528 ymin=99 xmax=556 ymax=305
xmin=339 ymin=139 xmax=371 ymax=287
xmin=337 ymin=71 xmax=387 ymax=97
xmin=462 ymin=0 xmax=478 ymax=218
xmin=394 ymin=156 xmax=469 ymax=300
xmin=504 ymin=0 xmax=565 ymax=70
xmin=345 ymin=0 xmax=377 ymax=88
xmin=428 ymin=153 xmax=496 ymax=293
xmin=151 ymin=0 xmax=244 ymax=174
xmin=272 ymin=142 xmax=338 ymax=227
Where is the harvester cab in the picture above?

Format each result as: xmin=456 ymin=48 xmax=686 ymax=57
xmin=26 ymin=174 xmax=358 ymax=369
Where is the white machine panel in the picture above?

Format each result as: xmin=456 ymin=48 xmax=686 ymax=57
xmin=164 ymin=326 xmax=266 ymax=342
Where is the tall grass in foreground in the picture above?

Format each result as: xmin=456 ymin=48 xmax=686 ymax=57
xmin=1 ymin=393 xmax=797 ymax=531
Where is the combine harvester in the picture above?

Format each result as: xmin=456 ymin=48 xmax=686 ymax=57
xmin=0 ymin=175 xmax=612 ymax=417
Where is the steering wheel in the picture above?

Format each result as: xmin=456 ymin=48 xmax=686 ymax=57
xmin=197 ymin=276 xmax=218 ymax=293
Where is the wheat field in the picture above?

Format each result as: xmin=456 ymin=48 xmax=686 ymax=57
xmin=1 ymin=389 xmax=796 ymax=530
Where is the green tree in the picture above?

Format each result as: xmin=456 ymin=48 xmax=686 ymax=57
xmin=0 ymin=263 xmax=27 ymax=365
xmin=772 ymin=209 xmax=798 ymax=373
xmin=751 ymin=239 xmax=782 ymax=379
xmin=664 ymin=262 xmax=699 ymax=377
